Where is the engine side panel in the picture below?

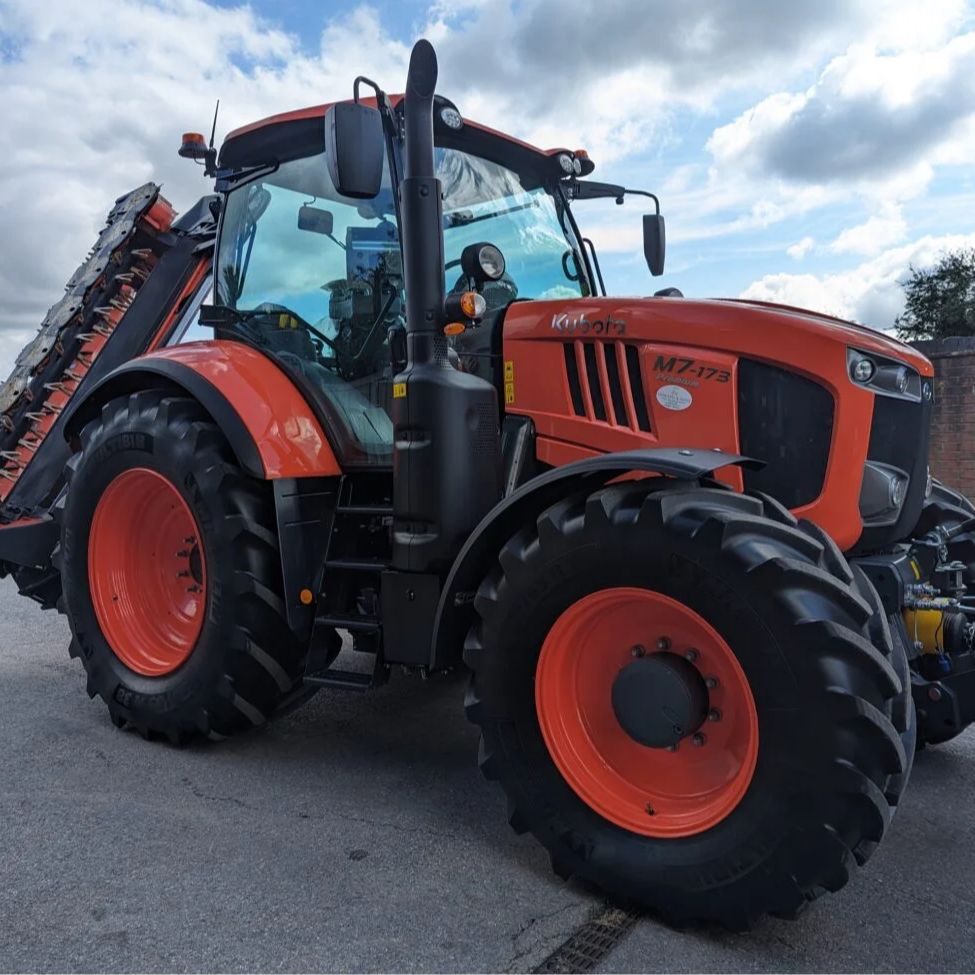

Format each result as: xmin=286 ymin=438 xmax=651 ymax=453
xmin=501 ymin=297 xmax=904 ymax=551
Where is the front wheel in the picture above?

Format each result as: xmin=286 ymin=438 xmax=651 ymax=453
xmin=58 ymin=390 xmax=311 ymax=743
xmin=464 ymin=483 xmax=909 ymax=927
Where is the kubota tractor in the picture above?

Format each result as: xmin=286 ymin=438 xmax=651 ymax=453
xmin=2 ymin=39 xmax=973 ymax=927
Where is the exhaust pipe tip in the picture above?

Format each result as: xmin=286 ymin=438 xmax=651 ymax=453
xmin=406 ymin=39 xmax=438 ymax=100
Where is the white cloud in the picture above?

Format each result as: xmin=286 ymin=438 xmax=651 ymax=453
xmin=828 ymin=203 xmax=908 ymax=255
xmin=740 ymin=232 xmax=975 ymax=329
xmin=707 ymin=30 xmax=975 ymax=191
xmin=787 ymin=237 xmax=815 ymax=260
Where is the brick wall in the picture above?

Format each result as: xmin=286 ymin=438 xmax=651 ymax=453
xmin=912 ymin=337 xmax=975 ymax=500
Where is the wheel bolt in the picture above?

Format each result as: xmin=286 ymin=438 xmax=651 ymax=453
xmin=645 ymin=801 xmax=656 ymax=816
xmin=705 ymin=677 xmax=719 ymax=690
xmin=685 ymin=649 xmax=698 ymax=663
xmin=631 ymin=644 xmax=646 ymax=658
xmin=708 ymin=708 xmax=722 ymax=722
xmin=184 ymin=535 xmax=196 ymax=544
xmin=666 ymin=743 xmax=678 ymax=752
xmin=176 ymin=549 xmax=190 ymax=558
xmin=176 ymin=570 xmax=190 ymax=578
xmin=692 ymin=732 xmax=707 ymax=747
xmin=186 ymin=585 xmax=202 ymax=594
xmin=656 ymin=637 xmax=671 ymax=650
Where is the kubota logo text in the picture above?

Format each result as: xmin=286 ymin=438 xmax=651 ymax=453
xmin=550 ymin=313 xmax=627 ymax=336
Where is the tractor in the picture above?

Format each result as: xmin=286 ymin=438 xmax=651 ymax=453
xmin=1 ymin=39 xmax=973 ymax=928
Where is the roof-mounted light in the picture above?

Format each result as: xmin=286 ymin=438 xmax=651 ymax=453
xmin=440 ymin=106 xmax=463 ymax=130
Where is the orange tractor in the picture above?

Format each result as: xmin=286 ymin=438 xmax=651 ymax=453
xmin=1 ymin=40 xmax=973 ymax=926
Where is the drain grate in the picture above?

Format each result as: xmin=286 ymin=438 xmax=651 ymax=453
xmin=532 ymin=905 xmax=641 ymax=973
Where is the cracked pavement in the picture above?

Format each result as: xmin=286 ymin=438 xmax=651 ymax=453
xmin=3 ymin=575 xmax=975 ymax=972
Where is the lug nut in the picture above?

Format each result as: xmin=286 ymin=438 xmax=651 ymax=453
xmin=705 ymin=677 xmax=719 ymax=690
xmin=176 ymin=570 xmax=190 ymax=578
xmin=631 ymin=645 xmax=646 ymax=658
xmin=666 ymin=743 xmax=679 ymax=752
xmin=692 ymin=732 xmax=707 ymax=747
xmin=708 ymin=708 xmax=722 ymax=722
xmin=184 ymin=535 xmax=196 ymax=544
xmin=176 ymin=549 xmax=190 ymax=558
xmin=656 ymin=637 xmax=671 ymax=651
xmin=685 ymin=649 xmax=698 ymax=663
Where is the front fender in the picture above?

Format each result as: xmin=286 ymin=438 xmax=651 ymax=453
xmin=429 ymin=447 xmax=761 ymax=670
xmin=63 ymin=340 xmax=340 ymax=479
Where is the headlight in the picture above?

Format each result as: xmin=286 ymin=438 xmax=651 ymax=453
xmin=851 ymin=356 xmax=875 ymax=383
xmin=860 ymin=460 xmax=910 ymax=526
xmin=847 ymin=347 xmax=921 ymax=401
xmin=476 ymin=244 xmax=505 ymax=280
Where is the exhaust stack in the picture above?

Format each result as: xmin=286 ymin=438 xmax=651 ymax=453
xmin=390 ymin=40 xmax=501 ymax=577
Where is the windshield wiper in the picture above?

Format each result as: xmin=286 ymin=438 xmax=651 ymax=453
xmin=443 ymin=198 xmax=540 ymax=229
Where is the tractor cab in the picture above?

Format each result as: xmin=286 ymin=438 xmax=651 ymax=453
xmin=197 ymin=93 xmax=661 ymax=468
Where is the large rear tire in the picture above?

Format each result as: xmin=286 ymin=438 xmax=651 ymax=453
xmin=57 ymin=390 xmax=312 ymax=743
xmin=464 ymin=482 xmax=910 ymax=927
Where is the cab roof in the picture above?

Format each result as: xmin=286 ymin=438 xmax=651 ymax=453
xmin=218 ymin=95 xmax=591 ymax=178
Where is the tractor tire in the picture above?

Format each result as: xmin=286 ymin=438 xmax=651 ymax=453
xmin=914 ymin=479 xmax=975 ymax=581
xmin=464 ymin=482 xmax=910 ymax=928
xmin=57 ymin=390 xmax=310 ymax=743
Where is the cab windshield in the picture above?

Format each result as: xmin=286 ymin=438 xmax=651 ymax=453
xmin=212 ymin=137 xmax=586 ymax=462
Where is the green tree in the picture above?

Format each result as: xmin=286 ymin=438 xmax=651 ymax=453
xmin=895 ymin=248 xmax=975 ymax=341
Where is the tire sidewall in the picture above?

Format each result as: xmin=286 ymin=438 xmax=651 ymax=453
xmin=61 ymin=418 xmax=240 ymax=721
xmin=477 ymin=499 xmax=877 ymax=896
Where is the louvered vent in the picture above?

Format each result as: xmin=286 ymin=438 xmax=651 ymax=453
xmin=562 ymin=341 xmax=652 ymax=432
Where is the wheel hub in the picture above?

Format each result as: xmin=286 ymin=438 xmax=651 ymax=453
xmin=88 ymin=467 xmax=207 ymax=677
xmin=611 ymin=652 xmax=709 ymax=748
xmin=535 ymin=587 xmax=759 ymax=837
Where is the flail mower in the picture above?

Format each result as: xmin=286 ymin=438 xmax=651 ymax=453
xmin=2 ymin=39 xmax=973 ymax=927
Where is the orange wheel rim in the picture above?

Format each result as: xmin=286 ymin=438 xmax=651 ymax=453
xmin=88 ymin=468 xmax=206 ymax=677
xmin=535 ymin=588 xmax=758 ymax=837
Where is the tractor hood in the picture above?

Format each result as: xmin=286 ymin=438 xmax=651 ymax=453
xmin=502 ymin=294 xmax=935 ymax=380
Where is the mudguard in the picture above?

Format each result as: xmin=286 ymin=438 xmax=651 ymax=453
xmin=429 ymin=447 xmax=761 ymax=669
xmin=63 ymin=341 xmax=341 ymax=479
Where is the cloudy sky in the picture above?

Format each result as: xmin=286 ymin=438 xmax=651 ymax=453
xmin=1 ymin=0 xmax=974 ymax=376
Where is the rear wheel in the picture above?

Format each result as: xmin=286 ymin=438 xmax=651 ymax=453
xmin=464 ymin=482 xmax=909 ymax=927
xmin=58 ymin=390 xmax=311 ymax=742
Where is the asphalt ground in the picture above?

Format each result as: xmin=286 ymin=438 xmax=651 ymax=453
xmin=2 ymin=574 xmax=975 ymax=974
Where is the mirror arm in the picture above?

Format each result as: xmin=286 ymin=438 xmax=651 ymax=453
xmin=622 ymin=189 xmax=660 ymax=215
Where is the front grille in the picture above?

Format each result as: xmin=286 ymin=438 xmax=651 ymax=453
xmin=737 ymin=359 xmax=834 ymax=508
xmin=858 ymin=394 xmax=932 ymax=548
xmin=563 ymin=341 xmax=652 ymax=432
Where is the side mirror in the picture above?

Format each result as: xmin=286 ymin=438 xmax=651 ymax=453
xmin=298 ymin=204 xmax=334 ymax=236
xmin=324 ymin=102 xmax=384 ymax=200
xmin=643 ymin=214 xmax=666 ymax=277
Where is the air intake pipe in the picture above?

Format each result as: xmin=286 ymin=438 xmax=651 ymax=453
xmin=391 ymin=40 xmax=502 ymax=574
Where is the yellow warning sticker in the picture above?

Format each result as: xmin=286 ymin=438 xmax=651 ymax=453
xmin=504 ymin=360 xmax=514 ymax=381
xmin=505 ymin=381 xmax=515 ymax=404
xmin=392 ymin=383 xmax=407 ymax=399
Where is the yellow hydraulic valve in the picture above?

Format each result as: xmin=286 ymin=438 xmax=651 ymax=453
xmin=903 ymin=598 xmax=965 ymax=655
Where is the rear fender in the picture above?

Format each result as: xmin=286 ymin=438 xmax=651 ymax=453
xmin=63 ymin=340 xmax=341 ymax=479
xmin=429 ymin=447 xmax=761 ymax=669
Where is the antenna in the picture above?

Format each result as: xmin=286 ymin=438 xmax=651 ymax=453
xmin=208 ymin=99 xmax=220 ymax=149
